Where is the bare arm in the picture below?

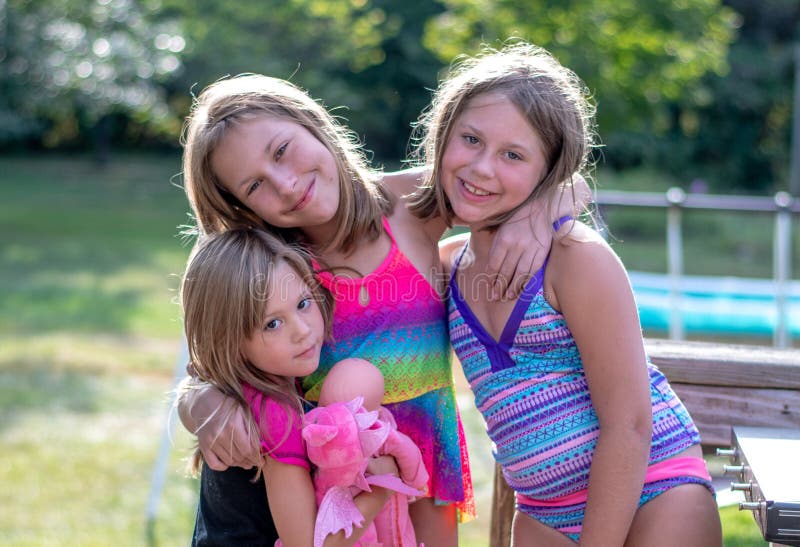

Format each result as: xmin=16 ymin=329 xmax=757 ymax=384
xmin=548 ymin=225 xmax=652 ymax=547
xmin=437 ymin=230 xmax=469 ymax=277
xmin=488 ymin=174 xmax=592 ymax=300
xmin=264 ymin=455 xmax=395 ymax=547
xmin=384 ymin=168 xmax=592 ymax=296
xmin=176 ymin=376 xmax=261 ymax=470
xmin=263 ymin=457 xmax=318 ymax=546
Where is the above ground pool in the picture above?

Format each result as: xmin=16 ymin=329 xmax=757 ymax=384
xmin=629 ymin=271 xmax=800 ymax=338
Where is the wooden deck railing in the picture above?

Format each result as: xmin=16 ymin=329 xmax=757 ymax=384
xmin=488 ymin=338 xmax=800 ymax=546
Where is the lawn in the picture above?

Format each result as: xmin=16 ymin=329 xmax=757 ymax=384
xmin=0 ymin=154 xmax=767 ymax=546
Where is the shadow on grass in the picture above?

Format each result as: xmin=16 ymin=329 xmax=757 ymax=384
xmin=0 ymin=154 xmax=192 ymax=335
xmin=0 ymin=361 xmax=101 ymax=433
xmin=0 ymin=239 xmax=178 ymax=333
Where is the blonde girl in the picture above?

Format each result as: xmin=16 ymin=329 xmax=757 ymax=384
xmin=181 ymin=228 xmax=394 ymax=546
xmin=411 ymin=42 xmax=722 ymax=546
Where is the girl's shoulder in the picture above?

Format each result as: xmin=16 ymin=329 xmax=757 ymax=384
xmin=545 ymin=221 xmax=627 ymax=306
xmin=551 ymin=221 xmax=614 ymax=260
xmin=243 ymin=384 xmax=308 ymax=466
xmin=242 ymin=384 xmax=302 ymax=425
xmin=438 ymin=231 xmax=470 ymax=276
xmin=381 ymin=167 xmax=426 ymax=199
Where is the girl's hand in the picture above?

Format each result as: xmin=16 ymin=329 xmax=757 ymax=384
xmin=488 ymin=174 xmax=591 ymax=300
xmin=488 ymin=203 xmax=550 ymax=301
xmin=177 ymin=380 xmax=261 ymax=470
xmin=365 ymin=455 xmax=399 ymax=477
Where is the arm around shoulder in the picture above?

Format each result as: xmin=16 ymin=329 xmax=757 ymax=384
xmin=381 ymin=167 xmax=426 ymax=200
xmin=176 ymin=378 xmax=261 ymax=471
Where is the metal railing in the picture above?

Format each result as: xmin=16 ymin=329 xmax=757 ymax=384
xmin=595 ymin=188 xmax=797 ymax=348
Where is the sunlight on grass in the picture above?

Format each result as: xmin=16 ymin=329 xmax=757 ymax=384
xmin=0 ymin=359 xmax=199 ymax=546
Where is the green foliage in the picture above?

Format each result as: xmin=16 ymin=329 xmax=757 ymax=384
xmin=2 ymin=1 xmax=799 ymax=193
xmin=164 ymin=0 xmax=412 ymax=161
xmin=719 ymin=505 xmax=767 ymax=546
xmin=422 ymin=0 xmax=737 ymax=141
xmin=659 ymin=0 xmax=800 ymax=192
xmin=1 ymin=0 xmax=185 ymax=148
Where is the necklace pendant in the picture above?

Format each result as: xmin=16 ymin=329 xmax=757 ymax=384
xmin=358 ymin=285 xmax=370 ymax=307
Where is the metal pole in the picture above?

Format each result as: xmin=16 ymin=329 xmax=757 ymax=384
xmin=790 ymin=46 xmax=800 ymax=196
xmin=145 ymin=337 xmax=189 ymax=544
xmin=773 ymin=192 xmax=792 ymax=348
xmin=666 ymin=187 xmax=686 ymax=340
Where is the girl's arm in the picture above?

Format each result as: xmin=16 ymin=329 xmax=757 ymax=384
xmin=385 ymin=169 xmax=591 ymax=298
xmin=488 ymin=174 xmax=592 ymax=300
xmin=438 ymin=230 xmax=469 ymax=277
xmin=176 ymin=377 xmax=261 ymax=470
xmin=264 ymin=455 xmax=394 ymax=547
xmin=263 ymin=456 xmax=318 ymax=546
xmin=382 ymin=167 xmax=450 ymax=246
xmin=548 ymin=224 xmax=652 ymax=547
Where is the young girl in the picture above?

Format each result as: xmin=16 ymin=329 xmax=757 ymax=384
xmin=180 ymin=228 xmax=396 ymax=546
xmin=177 ymin=72 xmax=584 ymax=546
xmin=409 ymin=42 xmax=723 ymax=546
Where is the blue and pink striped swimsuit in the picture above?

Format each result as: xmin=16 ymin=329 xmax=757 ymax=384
xmin=448 ymin=246 xmax=712 ymax=539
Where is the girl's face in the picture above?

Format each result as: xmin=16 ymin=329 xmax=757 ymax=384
xmin=242 ymin=260 xmax=325 ymax=378
xmin=440 ymin=92 xmax=548 ymax=228
xmin=211 ymin=116 xmax=341 ymax=236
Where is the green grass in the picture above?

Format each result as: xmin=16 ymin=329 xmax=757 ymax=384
xmin=0 ymin=153 xmax=199 ymax=546
xmin=0 ymin=155 xmax=771 ymax=546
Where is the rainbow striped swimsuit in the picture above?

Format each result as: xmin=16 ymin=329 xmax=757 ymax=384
xmin=304 ymin=217 xmax=476 ymax=521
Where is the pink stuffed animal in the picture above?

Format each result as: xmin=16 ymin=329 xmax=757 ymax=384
xmin=302 ymin=358 xmax=428 ymax=547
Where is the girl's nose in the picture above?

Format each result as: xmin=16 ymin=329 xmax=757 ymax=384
xmin=270 ymin=168 xmax=298 ymax=195
xmin=292 ymin=316 xmax=313 ymax=342
xmin=471 ymin=150 xmax=494 ymax=178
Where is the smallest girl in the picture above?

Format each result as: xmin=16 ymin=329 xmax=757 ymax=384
xmin=410 ymin=42 xmax=723 ymax=546
xmin=180 ymin=228 xmax=395 ymax=547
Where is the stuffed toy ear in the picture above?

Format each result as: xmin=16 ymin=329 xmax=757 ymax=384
xmin=302 ymin=423 xmax=339 ymax=447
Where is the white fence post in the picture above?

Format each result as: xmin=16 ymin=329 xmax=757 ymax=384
xmin=666 ymin=187 xmax=686 ymax=341
xmin=773 ymin=191 xmax=793 ymax=348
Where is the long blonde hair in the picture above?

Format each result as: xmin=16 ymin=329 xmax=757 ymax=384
xmin=181 ymin=74 xmax=393 ymax=254
xmin=180 ymin=228 xmax=333 ymax=473
xmin=409 ymin=41 xmax=597 ymax=228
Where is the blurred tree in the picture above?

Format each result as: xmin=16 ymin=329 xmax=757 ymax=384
xmin=667 ymin=0 xmax=800 ymax=192
xmin=343 ymin=0 xmax=447 ymax=164
xmin=161 ymin=0 xmax=413 ymax=161
xmin=0 ymin=0 xmax=184 ymax=160
xmin=421 ymin=0 xmax=738 ymax=171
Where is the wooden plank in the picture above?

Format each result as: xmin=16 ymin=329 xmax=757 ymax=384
xmin=489 ymin=463 xmax=514 ymax=547
xmin=646 ymin=339 xmax=800 ymax=390
xmin=669 ymin=384 xmax=800 ymax=446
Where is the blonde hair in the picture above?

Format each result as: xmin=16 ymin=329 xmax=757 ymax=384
xmin=409 ymin=41 xmax=596 ymax=228
xmin=180 ymin=228 xmax=334 ymax=473
xmin=181 ymin=74 xmax=392 ymax=254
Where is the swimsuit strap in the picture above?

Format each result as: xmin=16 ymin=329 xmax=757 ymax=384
xmin=381 ymin=216 xmax=396 ymax=245
xmin=553 ymin=215 xmax=573 ymax=231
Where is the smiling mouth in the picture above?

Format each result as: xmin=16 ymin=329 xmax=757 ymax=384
xmin=461 ymin=178 xmax=492 ymax=196
xmin=295 ymin=343 xmax=317 ymax=359
xmin=290 ymin=178 xmax=315 ymax=211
